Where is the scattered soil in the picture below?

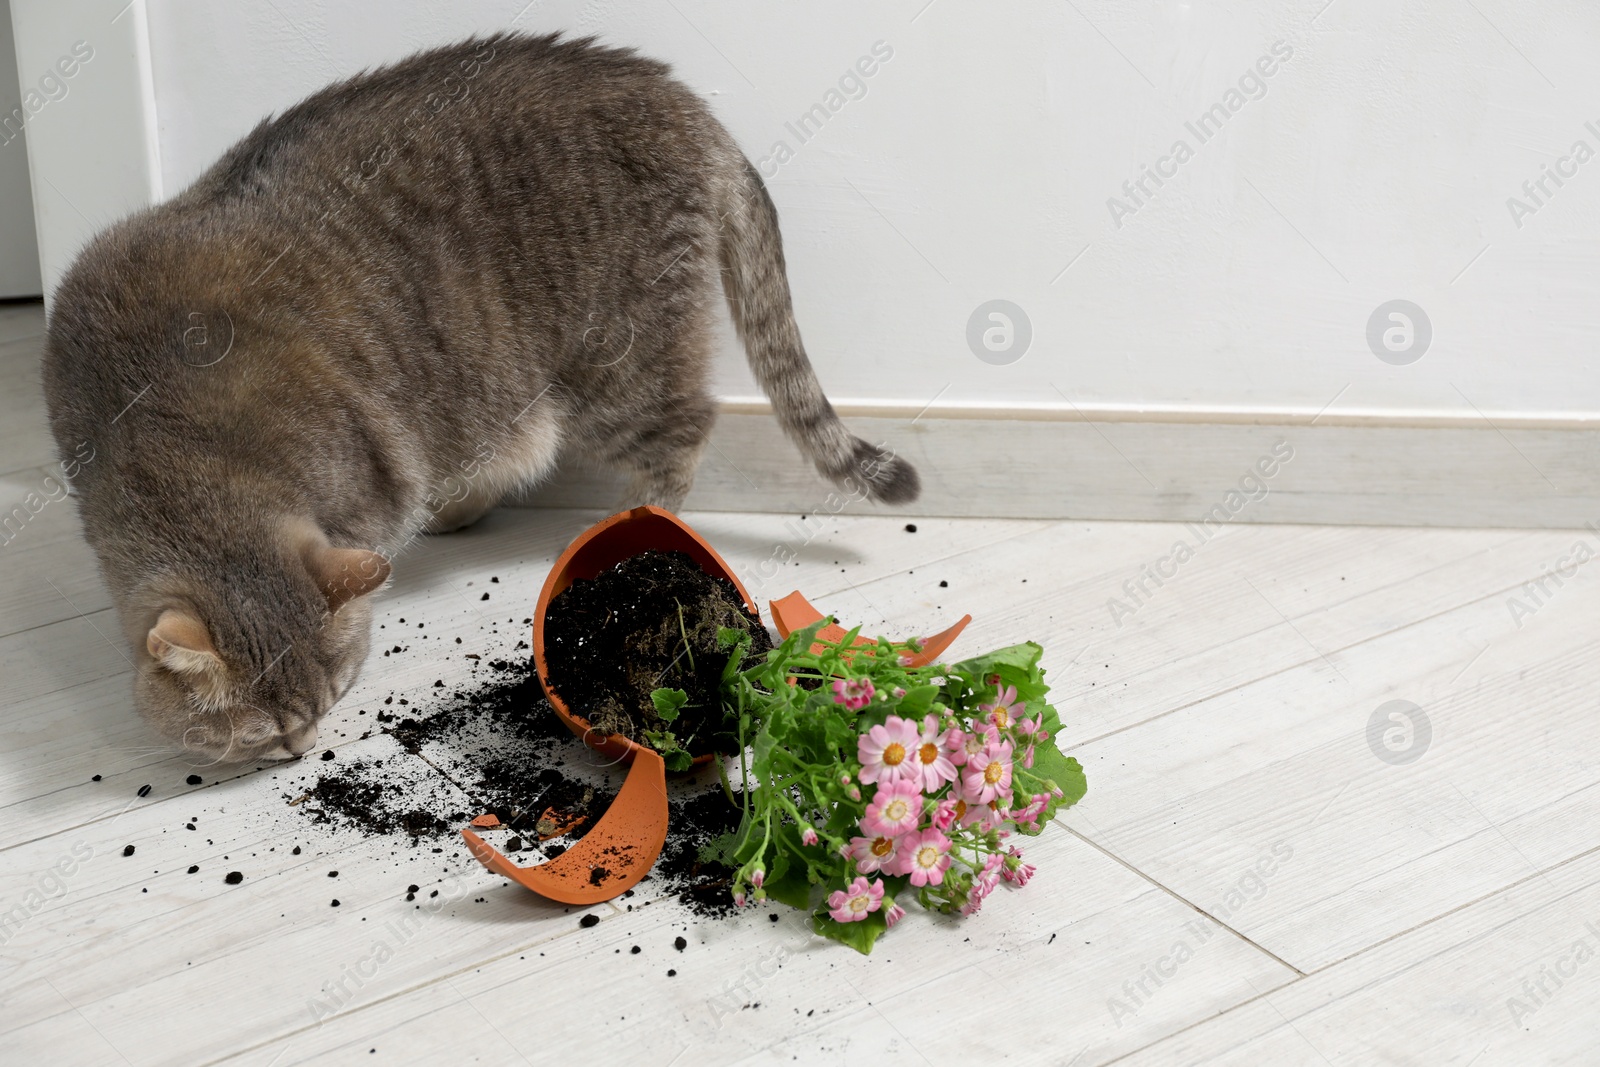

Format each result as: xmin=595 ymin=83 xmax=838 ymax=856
xmin=284 ymin=653 xmax=748 ymax=910
xmin=541 ymin=550 xmax=772 ymax=755
xmin=297 ymin=765 xmax=458 ymax=840
xmin=659 ymin=789 xmax=744 ymax=918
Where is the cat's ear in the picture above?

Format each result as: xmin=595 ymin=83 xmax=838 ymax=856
xmin=146 ymin=609 xmax=222 ymax=675
xmin=305 ymin=545 xmax=392 ymax=613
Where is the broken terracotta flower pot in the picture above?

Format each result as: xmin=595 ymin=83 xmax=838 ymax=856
xmin=461 ymin=505 xmax=760 ymax=906
xmin=768 ymin=590 xmax=971 ymax=668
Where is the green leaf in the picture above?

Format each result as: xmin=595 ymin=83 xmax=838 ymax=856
xmin=764 ymin=864 xmax=814 ymax=910
xmin=1013 ymin=702 xmax=1087 ymax=833
xmin=952 ymin=642 xmax=1044 ymax=679
xmin=702 ymin=829 xmax=740 ymax=867
xmin=650 ymin=687 xmax=689 ymax=722
xmin=717 ymin=626 xmax=748 ymax=650
xmin=812 ymin=907 xmax=889 ymax=955
xmin=896 ymin=684 xmax=940 ymax=716
xmin=642 ymin=728 xmax=695 ymax=772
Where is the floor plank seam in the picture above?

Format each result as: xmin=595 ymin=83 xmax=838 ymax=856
xmin=187 ymin=904 xmax=624 ymax=1067
xmin=1063 ymin=825 xmax=1306 ymax=978
xmin=1300 ymin=837 xmax=1600 ymax=982
xmin=1066 ymin=552 xmax=1583 ymax=752
xmin=1098 ymin=974 xmax=1311 ymax=1066
xmin=0 ymin=603 xmax=123 ymax=645
xmin=1101 ymin=840 xmax=1600 ymax=1065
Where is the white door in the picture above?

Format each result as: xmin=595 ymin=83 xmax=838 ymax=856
xmin=0 ymin=0 xmax=42 ymax=299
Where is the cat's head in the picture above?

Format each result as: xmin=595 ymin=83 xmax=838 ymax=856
xmin=133 ymin=527 xmax=392 ymax=764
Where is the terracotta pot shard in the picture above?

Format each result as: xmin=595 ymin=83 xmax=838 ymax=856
xmin=461 ymin=506 xmax=756 ymax=906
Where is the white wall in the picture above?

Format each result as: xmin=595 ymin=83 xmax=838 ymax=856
xmin=0 ymin=0 xmax=42 ymax=297
xmin=17 ymin=0 xmax=1600 ymax=421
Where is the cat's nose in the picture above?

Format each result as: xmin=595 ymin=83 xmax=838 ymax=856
xmin=286 ymin=725 xmax=319 ymax=756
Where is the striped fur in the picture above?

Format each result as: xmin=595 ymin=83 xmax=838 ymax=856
xmin=41 ymin=32 xmax=918 ymax=762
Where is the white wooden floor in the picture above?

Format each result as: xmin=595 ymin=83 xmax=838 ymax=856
xmin=5 ymin=297 xmax=1600 ymax=1065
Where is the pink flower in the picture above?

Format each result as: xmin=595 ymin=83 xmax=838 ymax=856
xmin=1015 ymin=715 xmax=1050 ymax=768
xmin=947 ymin=724 xmax=997 ymax=768
xmin=826 ymin=876 xmax=884 ymax=923
xmin=907 ymin=715 xmax=958 ymax=792
xmin=848 ymin=833 xmax=906 ymax=875
xmin=750 ymin=868 xmax=765 ymax=889
xmin=963 ymin=738 xmax=1015 ymax=805
xmin=981 ymin=684 xmax=1025 ymax=732
xmin=932 ymin=797 xmax=961 ymax=831
xmin=884 ymin=902 xmax=906 ymax=928
xmin=832 ymin=677 xmax=875 ymax=711
xmin=733 ymin=891 xmax=747 ymax=908
xmin=901 ymin=828 xmax=952 ymax=887
xmin=960 ymin=799 xmax=1008 ymax=833
xmin=857 ymin=715 xmax=921 ymax=786
xmin=1011 ymin=792 xmax=1050 ymax=830
xmin=800 ymin=827 xmax=819 ymax=847
xmin=862 ymin=779 xmax=922 ymax=838
xmin=1002 ymin=845 xmax=1035 ymax=886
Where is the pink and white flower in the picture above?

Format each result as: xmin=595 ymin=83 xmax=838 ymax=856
xmin=1014 ymin=714 xmax=1050 ymax=768
xmin=963 ymin=738 xmax=1015 ymax=805
xmin=1011 ymin=792 xmax=1051 ymax=830
xmin=800 ymin=827 xmax=819 ymax=847
xmin=862 ymin=779 xmax=923 ymax=838
xmin=848 ymin=833 xmax=906 ymax=875
xmin=901 ymin=828 xmax=953 ymax=887
xmin=884 ymin=902 xmax=907 ymax=928
xmin=857 ymin=715 xmax=921 ymax=785
xmin=959 ymin=880 xmax=990 ymax=917
xmin=833 ymin=676 xmax=875 ymax=711
xmin=981 ymin=683 xmax=1025 ymax=732
xmin=947 ymin=724 xmax=997 ymax=768
xmin=905 ymin=714 xmax=958 ymax=792
xmin=826 ymin=876 xmax=885 ymax=923
xmin=1002 ymin=845 xmax=1036 ymax=886
xmin=960 ymin=798 xmax=1008 ymax=833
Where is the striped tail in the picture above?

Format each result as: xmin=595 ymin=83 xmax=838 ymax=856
xmin=717 ymin=159 xmax=920 ymax=505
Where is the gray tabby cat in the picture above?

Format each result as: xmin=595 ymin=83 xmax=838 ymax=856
xmin=42 ymin=33 xmax=918 ymax=764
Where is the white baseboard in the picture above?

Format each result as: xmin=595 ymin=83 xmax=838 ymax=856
xmin=513 ymin=401 xmax=1600 ymax=529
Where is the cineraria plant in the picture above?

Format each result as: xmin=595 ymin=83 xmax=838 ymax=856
xmin=658 ymin=619 xmax=1087 ymax=954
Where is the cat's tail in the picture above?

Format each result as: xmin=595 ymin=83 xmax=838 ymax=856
xmin=716 ymin=158 xmax=920 ymax=505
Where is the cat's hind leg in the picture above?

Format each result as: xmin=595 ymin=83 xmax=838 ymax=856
xmin=612 ymin=391 xmax=715 ymax=512
xmin=421 ymin=486 xmax=501 ymax=533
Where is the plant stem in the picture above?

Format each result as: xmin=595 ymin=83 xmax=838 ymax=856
xmin=674 ymin=598 xmax=696 ymax=673
xmin=717 ymin=752 xmax=736 ymax=806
